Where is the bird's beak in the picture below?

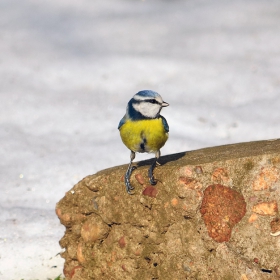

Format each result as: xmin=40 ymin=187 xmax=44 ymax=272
xmin=162 ymin=101 xmax=169 ymax=107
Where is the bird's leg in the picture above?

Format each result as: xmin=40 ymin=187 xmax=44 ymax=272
xmin=125 ymin=151 xmax=137 ymax=194
xmin=148 ymin=150 xmax=160 ymax=185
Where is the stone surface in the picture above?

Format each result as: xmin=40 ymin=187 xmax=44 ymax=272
xmin=252 ymin=201 xmax=278 ymax=216
xmin=200 ymin=184 xmax=246 ymax=242
xmin=252 ymin=167 xmax=280 ymax=191
xmin=270 ymin=218 xmax=280 ymax=236
xmin=57 ymin=139 xmax=280 ymax=279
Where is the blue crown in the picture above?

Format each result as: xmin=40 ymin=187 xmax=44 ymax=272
xmin=136 ymin=90 xmax=159 ymax=98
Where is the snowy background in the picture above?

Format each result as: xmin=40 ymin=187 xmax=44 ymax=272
xmin=1 ymin=0 xmax=280 ymax=279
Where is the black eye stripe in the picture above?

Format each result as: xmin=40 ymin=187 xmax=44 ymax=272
xmin=132 ymin=98 xmax=161 ymax=105
xmin=146 ymin=99 xmax=160 ymax=104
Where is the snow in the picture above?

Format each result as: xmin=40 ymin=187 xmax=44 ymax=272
xmin=1 ymin=0 xmax=280 ymax=279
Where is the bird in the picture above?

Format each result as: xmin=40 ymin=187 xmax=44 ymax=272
xmin=118 ymin=90 xmax=169 ymax=194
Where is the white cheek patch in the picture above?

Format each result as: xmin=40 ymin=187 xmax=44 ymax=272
xmin=132 ymin=102 xmax=160 ymax=118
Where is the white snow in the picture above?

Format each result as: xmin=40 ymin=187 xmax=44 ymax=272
xmin=1 ymin=0 xmax=280 ymax=279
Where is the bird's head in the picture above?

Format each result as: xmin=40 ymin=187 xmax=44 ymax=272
xmin=128 ymin=90 xmax=169 ymax=119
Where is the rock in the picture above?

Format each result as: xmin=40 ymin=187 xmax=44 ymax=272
xmin=252 ymin=166 xmax=279 ymax=191
xmin=56 ymin=139 xmax=280 ymax=280
xmin=134 ymin=173 xmax=145 ymax=185
xmin=142 ymin=185 xmax=158 ymax=197
xmin=270 ymin=217 xmax=280 ymax=236
xmin=252 ymin=201 xmax=278 ymax=216
xmin=81 ymin=216 xmax=110 ymax=242
xmin=200 ymin=184 xmax=246 ymax=242
xmin=248 ymin=213 xmax=258 ymax=223
xmin=211 ymin=168 xmax=230 ymax=184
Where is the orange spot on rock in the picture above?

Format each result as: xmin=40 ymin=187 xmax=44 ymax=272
xmin=253 ymin=258 xmax=259 ymax=264
xmin=178 ymin=177 xmax=195 ymax=186
xmin=241 ymin=274 xmax=249 ymax=280
xmin=271 ymin=217 xmax=280 ymax=234
xmin=77 ymin=243 xmax=85 ymax=263
xmin=178 ymin=177 xmax=202 ymax=190
xmin=81 ymin=220 xmax=109 ymax=242
xmin=121 ymin=264 xmax=127 ymax=271
xmin=252 ymin=201 xmax=278 ymax=216
xmin=134 ymin=249 xmax=142 ymax=256
xmin=56 ymin=208 xmax=70 ymax=223
xmin=118 ymin=236 xmax=126 ymax=248
xmin=142 ymin=186 xmax=158 ymax=197
xmin=252 ymin=166 xmax=279 ymax=191
xmin=197 ymin=190 xmax=203 ymax=199
xmin=200 ymin=184 xmax=246 ymax=242
xmin=55 ymin=207 xmax=61 ymax=216
xmin=179 ymin=166 xmax=193 ymax=176
xmin=211 ymin=168 xmax=230 ymax=184
xmin=134 ymin=248 xmax=143 ymax=256
xmin=55 ymin=207 xmax=86 ymax=226
xmin=66 ymin=265 xmax=82 ymax=279
xmin=248 ymin=213 xmax=258 ymax=223
xmin=135 ymin=173 xmax=145 ymax=185
xmin=63 ymin=263 xmax=73 ymax=278
xmin=171 ymin=198 xmax=179 ymax=207
xmin=182 ymin=202 xmax=188 ymax=211
xmin=111 ymin=251 xmax=117 ymax=262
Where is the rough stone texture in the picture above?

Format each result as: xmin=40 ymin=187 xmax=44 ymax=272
xmin=200 ymin=184 xmax=246 ymax=242
xmin=56 ymin=139 xmax=280 ymax=279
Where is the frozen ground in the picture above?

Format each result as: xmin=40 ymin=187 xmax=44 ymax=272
xmin=1 ymin=0 xmax=280 ymax=279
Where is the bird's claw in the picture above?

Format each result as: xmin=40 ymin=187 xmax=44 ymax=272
xmin=148 ymin=160 xmax=158 ymax=185
xmin=125 ymin=165 xmax=137 ymax=194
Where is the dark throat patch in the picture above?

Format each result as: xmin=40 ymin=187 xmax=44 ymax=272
xmin=140 ymin=131 xmax=147 ymax=152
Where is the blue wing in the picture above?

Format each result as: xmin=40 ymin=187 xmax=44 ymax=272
xmin=118 ymin=116 xmax=126 ymax=130
xmin=161 ymin=116 xmax=169 ymax=133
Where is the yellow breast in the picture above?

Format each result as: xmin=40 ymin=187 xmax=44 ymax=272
xmin=119 ymin=118 xmax=168 ymax=153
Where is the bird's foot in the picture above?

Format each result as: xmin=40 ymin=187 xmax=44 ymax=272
xmin=125 ymin=165 xmax=137 ymax=194
xmin=148 ymin=160 xmax=158 ymax=185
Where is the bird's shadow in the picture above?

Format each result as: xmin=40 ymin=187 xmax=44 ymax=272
xmin=136 ymin=152 xmax=186 ymax=167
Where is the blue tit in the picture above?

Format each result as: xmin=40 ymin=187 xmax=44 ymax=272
xmin=118 ymin=90 xmax=169 ymax=194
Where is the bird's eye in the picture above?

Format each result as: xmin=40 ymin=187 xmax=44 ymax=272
xmin=149 ymin=99 xmax=156 ymax=104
